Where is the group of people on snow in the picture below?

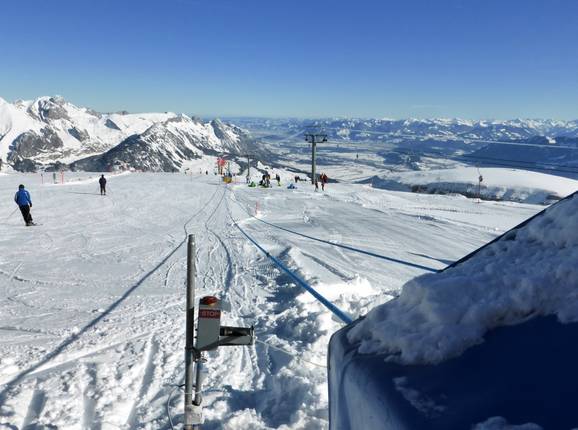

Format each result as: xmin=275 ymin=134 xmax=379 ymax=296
xmin=259 ymin=172 xmax=271 ymax=187
xmin=257 ymin=172 xmax=283 ymax=188
xmin=319 ymin=173 xmax=328 ymax=191
xmin=314 ymin=173 xmax=329 ymax=191
xmin=12 ymin=168 xmax=331 ymax=227
xmin=13 ymin=174 xmax=108 ymax=226
xmin=253 ymin=171 xmax=329 ymax=191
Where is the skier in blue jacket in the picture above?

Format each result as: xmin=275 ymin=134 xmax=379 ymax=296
xmin=14 ymin=184 xmax=35 ymax=226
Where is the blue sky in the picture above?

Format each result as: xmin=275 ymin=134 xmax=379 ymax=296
xmin=1 ymin=0 xmax=577 ymax=119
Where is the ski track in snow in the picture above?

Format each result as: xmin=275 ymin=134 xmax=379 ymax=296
xmin=0 ymin=172 xmax=543 ymax=429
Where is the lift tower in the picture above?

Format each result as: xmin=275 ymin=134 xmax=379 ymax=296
xmin=304 ymin=129 xmax=327 ymax=184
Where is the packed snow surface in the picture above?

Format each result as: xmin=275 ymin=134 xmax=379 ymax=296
xmin=348 ymin=191 xmax=578 ymax=365
xmin=0 ymin=172 xmax=542 ymax=428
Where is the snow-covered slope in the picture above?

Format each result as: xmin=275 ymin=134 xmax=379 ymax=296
xmin=367 ymin=167 xmax=578 ymax=204
xmin=0 ymin=172 xmax=541 ymax=429
xmin=347 ymin=190 xmax=578 ymax=365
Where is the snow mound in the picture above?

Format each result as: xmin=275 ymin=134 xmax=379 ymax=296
xmin=348 ymin=191 xmax=578 ymax=364
xmin=370 ymin=167 xmax=578 ymax=204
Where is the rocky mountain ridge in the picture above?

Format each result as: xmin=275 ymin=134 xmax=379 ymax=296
xmin=0 ymin=96 xmax=256 ymax=172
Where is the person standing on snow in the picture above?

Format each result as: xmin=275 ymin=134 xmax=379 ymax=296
xmin=14 ymin=184 xmax=35 ymax=226
xmin=320 ymin=173 xmax=328 ymax=191
xmin=262 ymin=172 xmax=271 ymax=188
xmin=99 ymin=174 xmax=107 ymax=195
xmin=275 ymin=173 xmax=281 ymax=186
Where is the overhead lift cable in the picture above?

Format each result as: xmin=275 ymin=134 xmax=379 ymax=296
xmin=320 ymin=131 xmax=578 ymax=177
xmin=300 ymin=122 xmax=578 ymax=178
xmin=322 ymin=145 xmax=578 ymax=185
xmin=388 ymin=147 xmax=578 ymax=176
xmin=460 ymin=153 xmax=578 ymax=171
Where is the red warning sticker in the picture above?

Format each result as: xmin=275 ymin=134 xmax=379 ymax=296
xmin=199 ymin=309 xmax=221 ymax=319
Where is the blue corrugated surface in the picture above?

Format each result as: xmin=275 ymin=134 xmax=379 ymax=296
xmin=329 ymin=316 xmax=578 ymax=429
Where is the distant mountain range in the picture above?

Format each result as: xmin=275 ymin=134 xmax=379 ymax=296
xmin=230 ymin=117 xmax=578 ymax=178
xmin=320 ymin=118 xmax=578 ymax=142
xmin=0 ymin=96 xmax=258 ymax=172
xmin=3 ymin=97 xmax=578 ymax=173
xmin=229 ymin=117 xmax=578 ymax=143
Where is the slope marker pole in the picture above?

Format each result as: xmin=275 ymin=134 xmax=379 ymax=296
xmin=246 ymin=153 xmax=251 ymax=182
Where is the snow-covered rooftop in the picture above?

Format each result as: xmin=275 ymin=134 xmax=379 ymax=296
xmin=348 ymin=191 xmax=578 ymax=364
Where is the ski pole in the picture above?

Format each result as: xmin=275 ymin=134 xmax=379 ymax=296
xmin=5 ymin=207 xmax=18 ymax=220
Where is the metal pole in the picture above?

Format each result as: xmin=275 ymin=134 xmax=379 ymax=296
xmin=311 ymin=137 xmax=317 ymax=185
xmin=194 ymin=360 xmax=203 ymax=408
xmin=247 ymin=154 xmax=251 ymax=178
xmin=477 ymin=181 xmax=480 ymax=201
xmin=477 ymin=179 xmax=482 ymax=203
xmin=184 ymin=235 xmax=196 ymax=430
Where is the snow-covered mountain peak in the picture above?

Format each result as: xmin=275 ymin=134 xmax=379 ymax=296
xmin=0 ymin=96 xmax=257 ymax=171
xmin=295 ymin=116 xmax=578 ymax=142
xmin=26 ymin=96 xmax=74 ymax=122
xmin=69 ymin=114 xmax=254 ymax=172
xmin=164 ymin=113 xmax=193 ymax=125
